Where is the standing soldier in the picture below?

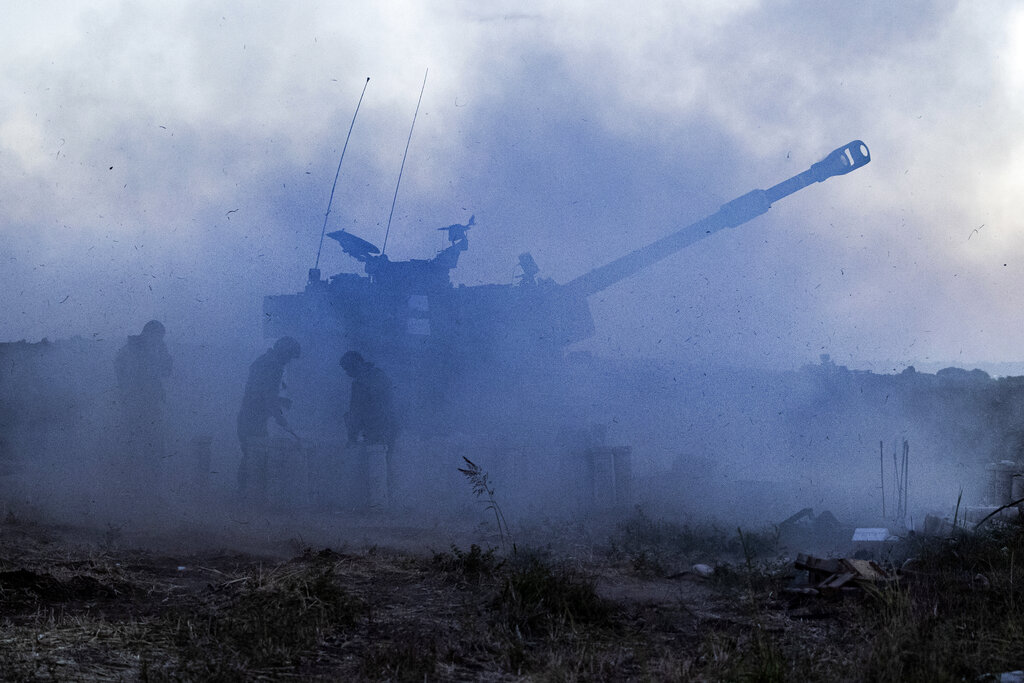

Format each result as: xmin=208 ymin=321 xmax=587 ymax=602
xmin=236 ymin=336 xmax=301 ymax=499
xmin=115 ymin=320 xmax=173 ymax=480
xmin=340 ymin=351 xmax=398 ymax=503
xmin=339 ymin=350 xmax=398 ymax=451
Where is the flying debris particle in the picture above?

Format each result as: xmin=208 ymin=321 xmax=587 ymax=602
xmin=109 ymin=166 xmax=113 ymax=170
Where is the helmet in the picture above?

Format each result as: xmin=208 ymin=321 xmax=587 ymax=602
xmin=339 ymin=350 xmax=364 ymax=373
xmin=141 ymin=320 xmax=165 ymax=337
xmin=273 ymin=336 xmax=301 ymax=359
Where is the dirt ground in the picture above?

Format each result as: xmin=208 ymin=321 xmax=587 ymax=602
xmin=0 ymin=503 xmax=890 ymax=682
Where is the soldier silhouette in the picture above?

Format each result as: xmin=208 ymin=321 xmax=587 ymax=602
xmin=340 ymin=350 xmax=398 ymax=503
xmin=339 ymin=350 xmax=398 ymax=452
xmin=236 ymin=336 xmax=301 ymax=499
xmin=115 ymin=320 xmax=172 ymax=473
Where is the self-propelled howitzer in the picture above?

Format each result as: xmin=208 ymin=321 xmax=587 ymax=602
xmin=263 ymin=141 xmax=870 ymax=380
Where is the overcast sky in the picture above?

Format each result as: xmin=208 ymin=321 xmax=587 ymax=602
xmin=2 ymin=1 xmax=1022 ymax=370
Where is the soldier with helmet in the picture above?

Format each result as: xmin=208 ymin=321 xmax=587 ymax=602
xmin=236 ymin=336 xmax=301 ymax=498
xmin=339 ymin=350 xmax=398 ymax=452
xmin=340 ymin=350 xmax=399 ymax=502
xmin=115 ymin=320 xmax=173 ymax=471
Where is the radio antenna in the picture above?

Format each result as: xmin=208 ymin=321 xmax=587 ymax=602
xmin=313 ymin=76 xmax=370 ymax=272
xmin=382 ymin=68 xmax=428 ymax=255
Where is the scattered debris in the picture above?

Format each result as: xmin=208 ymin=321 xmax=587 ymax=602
xmin=851 ymin=526 xmax=902 ymax=559
xmin=851 ymin=528 xmax=897 ymax=543
xmin=788 ymin=553 xmax=893 ymax=596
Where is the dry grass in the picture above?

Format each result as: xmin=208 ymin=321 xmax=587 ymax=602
xmin=2 ymin=510 xmax=1024 ymax=680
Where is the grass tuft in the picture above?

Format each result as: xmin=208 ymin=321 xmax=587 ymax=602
xmin=495 ymin=555 xmax=612 ymax=637
xmin=458 ymin=456 xmax=515 ymax=553
xmin=433 ymin=543 xmax=503 ymax=582
xmin=609 ymin=507 xmax=779 ymax=576
xmin=156 ymin=561 xmax=363 ymax=679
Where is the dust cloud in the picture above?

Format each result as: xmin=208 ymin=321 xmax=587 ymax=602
xmin=1 ymin=273 xmax=1013 ymax=555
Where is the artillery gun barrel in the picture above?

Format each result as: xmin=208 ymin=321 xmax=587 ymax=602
xmin=563 ymin=141 xmax=870 ymax=298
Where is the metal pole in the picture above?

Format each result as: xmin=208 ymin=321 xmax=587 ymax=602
xmin=314 ymin=77 xmax=370 ymax=271
xmin=382 ymin=68 xmax=428 ymax=255
xmin=880 ymin=440 xmax=886 ymax=519
xmin=903 ymin=439 xmax=909 ymax=520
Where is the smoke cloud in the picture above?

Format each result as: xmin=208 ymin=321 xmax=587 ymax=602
xmin=1 ymin=2 xmax=1021 ymax=543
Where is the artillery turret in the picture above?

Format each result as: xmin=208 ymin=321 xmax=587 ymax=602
xmin=263 ymin=140 xmax=870 ymax=439
xmin=265 ymin=141 xmax=869 ymax=376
